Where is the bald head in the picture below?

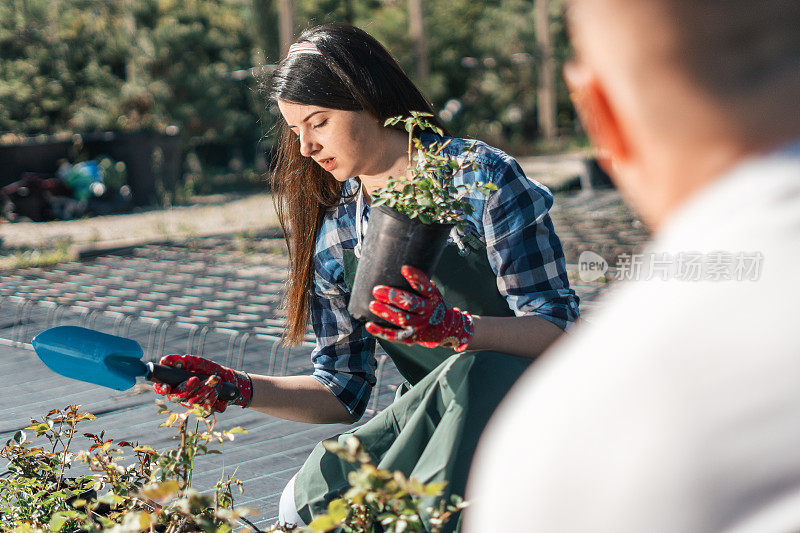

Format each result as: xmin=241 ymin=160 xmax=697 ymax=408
xmin=564 ymin=0 xmax=800 ymax=228
xmin=664 ymin=1 xmax=800 ymax=99
xmin=567 ymin=0 xmax=800 ymax=142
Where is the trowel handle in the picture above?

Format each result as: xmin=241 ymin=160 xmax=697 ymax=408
xmin=145 ymin=362 xmax=240 ymax=401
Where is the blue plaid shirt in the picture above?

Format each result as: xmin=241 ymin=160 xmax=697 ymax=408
xmin=309 ymin=135 xmax=579 ymax=420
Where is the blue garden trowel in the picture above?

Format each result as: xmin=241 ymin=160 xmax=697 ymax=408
xmin=31 ymin=325 xmax=238 ymax=399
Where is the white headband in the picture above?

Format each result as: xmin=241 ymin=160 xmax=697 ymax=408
xmin=288 ymin=41 xmax=322 ymax=58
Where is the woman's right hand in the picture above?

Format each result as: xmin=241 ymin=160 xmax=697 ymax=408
xmin=152 ymin=354 xmax=253 ymax=413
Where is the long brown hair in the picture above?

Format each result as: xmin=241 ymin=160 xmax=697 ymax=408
xmin=268 ymin=23 xmax=446 ymax=345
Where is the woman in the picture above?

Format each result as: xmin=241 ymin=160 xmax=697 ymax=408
xmin=154 ymin=23 xmax=579 ymax=529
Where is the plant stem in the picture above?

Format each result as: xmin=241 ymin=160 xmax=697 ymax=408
xmin=55 ymin=422 xmax=75 ymax=492
xmin=433 ymin=138 xmax=451 ymax=156
xmin=408 ymin=123 xmax=417 ymax=200
xmin=50 ymin=418 xmax=63 ymax=456
xmin=187 ymin=420 xmax=200 ymax=489
xmin=407 ymin=125 xmax=413 ymax=167
xmin=177 ymin=419 xmax=188 ymax=493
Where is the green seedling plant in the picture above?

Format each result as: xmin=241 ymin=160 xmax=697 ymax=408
xmin=373 ymin=112 xmax=497 ymax=228
xmin=308 ymin=436 xmax=467 ymax=533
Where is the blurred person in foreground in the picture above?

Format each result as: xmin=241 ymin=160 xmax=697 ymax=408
xmin=467 ymin=1 xmax=800 ymax=532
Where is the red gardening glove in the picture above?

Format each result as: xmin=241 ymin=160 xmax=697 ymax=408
xmin=152 ymin=354 xmax=253 ymax=413
xmin=365 ymin=265 xmax=474 ymax=352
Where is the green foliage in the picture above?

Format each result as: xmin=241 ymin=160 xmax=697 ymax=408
xmin=294 ymin=0 xmax=575 ymax=146
xmin=371 ymin=113 xmax=497 ymax=228
xmin=0 ymin=405 xmax=97 ymax=529
xmin=1 ymin=0 xmax=575 ymax=149
xmin=0 ymin=403 xmax=466 ymax=532
xmin=10 ymin=238 xmax=74 ymax=269
xmin=0 ymin=1 xmax=131 ymax=134
xmin=0 ymin=0 xmax=263 ymax=147
xmin=138 ymin=0 xmax=259 ymax=143
xmin=0 ymin=403 xmax=252 ymax=532
xmin=308 ymin=435 xmax=466 ymax=533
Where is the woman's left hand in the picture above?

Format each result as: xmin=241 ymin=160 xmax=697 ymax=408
xmin=366 ymin=265 xmax=473 ymax=351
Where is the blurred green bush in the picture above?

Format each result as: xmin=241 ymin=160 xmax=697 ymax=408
xmin=0 ymin=0 xmax=578 ymax=158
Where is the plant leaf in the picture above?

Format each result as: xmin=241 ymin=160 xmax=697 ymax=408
xmin=140 ymin=479 xmax=180 ymax=501
xmin=423 ymin=481 xmax=448 ymax=496
xmin=328 ymin=498 xmax=348 ymax=522
xmin=309 ymin=514 xmax=339 ymax=531
xmin=49 ymin=511 xmax=71 ymax=532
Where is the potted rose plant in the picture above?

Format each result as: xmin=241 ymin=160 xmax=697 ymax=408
xmin=347 ymin=112 xmax=496 ymax=325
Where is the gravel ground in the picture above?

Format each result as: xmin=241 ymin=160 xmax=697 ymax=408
xmin=0 ymin=193 xmax=279 ymax=267
xmin=0 ymin=152 xmax=589 ymax=251
xmin=0 ymin=193 xmax=278 ymax=247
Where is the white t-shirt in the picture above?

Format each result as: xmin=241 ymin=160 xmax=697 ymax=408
xmin=466 ymin=143 xmax=800 ymax=533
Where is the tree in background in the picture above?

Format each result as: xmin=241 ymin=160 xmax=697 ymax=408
xmin=138 ymin=0 xmax=259 ymax=144
xmin=1 ymin=0 xmax=576 ymax=152
xmin=535 ymin=0 xmax=556 ymax=141
xmin=0 ymin=0 xmax=263 ymax=151
xmin=0 ymin=0 xmax=132 ymax=134
xmin=289 ymin=0 xmax=574 ymax=150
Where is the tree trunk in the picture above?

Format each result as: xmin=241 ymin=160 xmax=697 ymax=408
xmin=408 ymin=0 xmax=429 ymax=81
xmin=343 ymin=0 xmax=354 ymax=23
xmin=124 ymin=0 xmax=137 ymax=85
xmin=278 ymin=0 xmax=294 ymax=58
xmin=535 ymin=0 xmax=557 ymax=140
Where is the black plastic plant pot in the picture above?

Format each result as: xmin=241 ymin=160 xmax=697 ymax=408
xmin=348 ymin=204 xmax=453 ymax=327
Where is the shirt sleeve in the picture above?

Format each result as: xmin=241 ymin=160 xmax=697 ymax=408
xmin=308 ymin=215 xmax=377 ymax=421
xmin=482 ymin=154 xmax=580 ymax=330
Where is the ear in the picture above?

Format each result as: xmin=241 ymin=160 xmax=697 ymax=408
xmin=564 ymin=61 xmax=631 ymax=175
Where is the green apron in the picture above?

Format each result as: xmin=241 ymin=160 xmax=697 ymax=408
xmin=293 ymin=235 xmax=532 ymax=531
